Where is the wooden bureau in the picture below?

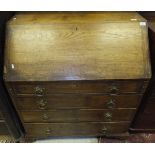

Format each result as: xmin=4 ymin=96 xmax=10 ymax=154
xmin=3 ymin=12 xmax=151 ymax=139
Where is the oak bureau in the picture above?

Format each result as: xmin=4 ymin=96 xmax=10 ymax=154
xmin=3 ymin=12 xmax=151 ymax=140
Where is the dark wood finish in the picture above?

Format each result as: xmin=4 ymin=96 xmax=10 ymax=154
xmin=21 ymin=109 xmax=136 ymax=123
xmin=24 ymin=122 xmax=130 ymax=137
xmin=4 ymin=12 xmax=151 ymax=139
xmin=15 ymin=94 xmax=142 ymax=110
xmin=10 ymin=81 xmax=144 ymax=95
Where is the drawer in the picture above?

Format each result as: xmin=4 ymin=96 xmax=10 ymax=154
xmin=25 ymin=122 xmax=130 ymax=137
xmin=21 ymin=109 xmax=136 ymax=123
xmin=0 ymin=121 xmax=10 ymax=135
xmin=15 ymin=94 xmax=141 ymax=110
xmin=11 ymin=80 xmax=143 ymax=95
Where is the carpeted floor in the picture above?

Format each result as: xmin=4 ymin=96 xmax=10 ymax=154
xmin=99 ymin=133 xmax=155 ymax=143
xmin=0 ymin=135 xmax=16 ymax=143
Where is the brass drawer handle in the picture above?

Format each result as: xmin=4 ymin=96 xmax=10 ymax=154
xmin=42 ymin=113 xmax=49 ymax=121
xmin=106 ymin=99 xmax=115 ymax=109
xmin=71 ymin=84 xmax=77 ymax=88
xmin=45 ymin=128 xmax=51 ymax=135
xmin=101 ymin=126 xmax=107 ymax=135
xmin=37 ymin=99 xmax=47 ymax=110
xmin=35 ymin=86 xmax=45 ymax=96
xmin=110 ymin=85 xmax=119 ymax=94
xmin=104 ymin=112 xmax=112 ymax=121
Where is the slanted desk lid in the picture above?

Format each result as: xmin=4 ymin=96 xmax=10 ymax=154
xmin=4 ymin=12 xmax=151 ymax=81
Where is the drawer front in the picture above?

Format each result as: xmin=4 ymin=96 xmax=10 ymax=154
xmin=0 ymin=122 xmax=10 ymax=135
xmin=11 ymin=81 xmax=143 ymax=95
xmin=25 ymin=122 xmax=130 ymax=137
xmin=21 ymin=109 xmax=136 ymax=123
xmin=15 ymin=94 xmax=141 ymax=110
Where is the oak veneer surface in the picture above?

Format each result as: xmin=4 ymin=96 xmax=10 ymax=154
xmin=6 ymin=12 xmax=146 ymax=24
xmin=25 ymin=122 xmax=130 ymax=137
xmin=21 ymin=109 xmax=136 ymax=123
xmin=4 ymin=12 xmax=151 ymax=81
xmin=15 ymin=94 xmax=141 ymax=110
xmin=11 ymin=80 xmax=143 ymax=94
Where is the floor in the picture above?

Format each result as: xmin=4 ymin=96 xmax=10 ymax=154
xmin=35 ymin=137 xmax=98 ymax=143
xmin=1 ymin=133 xmax=155 ymax=143
xmin=0 ymin=135 xmax=16 ymax=143
xmin=34 ymin=133 xmax=155 ymax=143
xmin=99 ymin=133 xmax=155 ymax=143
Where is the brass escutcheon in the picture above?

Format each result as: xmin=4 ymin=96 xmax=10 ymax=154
xmin=45 ymin=128 xmax=51 ymax=135
xmin=104 ymin=112 xmax=112 ymax=121
xmin=38 ymin=99 xmax=47 ymax=110
xmin=101 ymin=126 xmax=107 ymax=135
xmin=110 ymin=85 xmax=119 ymax=94
xmin=42 ymin=113 xmax=49 ymax=120
xmin=35 ymin=86 xmax=45 ymax=96
xmin=106 ymin=99 xmax=116 ymax=109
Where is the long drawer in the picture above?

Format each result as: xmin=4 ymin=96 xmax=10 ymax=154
xmin=21 ymin=109 xmax=136 ymax=123
xmin=25 ymin=122 xmax=130 ymax=137
xmin=10 ymin=80 xmax=143 ymax=95
xmin=15 ymin=94 xmax=141 ymax=110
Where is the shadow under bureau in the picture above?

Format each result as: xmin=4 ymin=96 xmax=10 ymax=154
xmin=3 ymin=12 xmax=151 ymax=139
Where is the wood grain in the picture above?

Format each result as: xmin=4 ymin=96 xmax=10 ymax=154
xmin=4 ymin=12 xmax=151 ymax=81
xmin=8 ymin=12 xmax=146 ymax=24
xmin=21 ymin=109 xmax=136 ymax=123
xmin=10 ymin=80 xmax=144 ymax=94
xmin=24 ymin=122 xmax=130 ymax=137
xmin=4 ymin=12 xmax=151 ymax=138
xmin=15 ymin=94 xmax=142 ymax=110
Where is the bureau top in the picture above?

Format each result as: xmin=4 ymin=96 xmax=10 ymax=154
xmin=4 ymin=12 xmax=151 ymax=81
xmin=7 ymin=12 xmax=146 ymax=24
